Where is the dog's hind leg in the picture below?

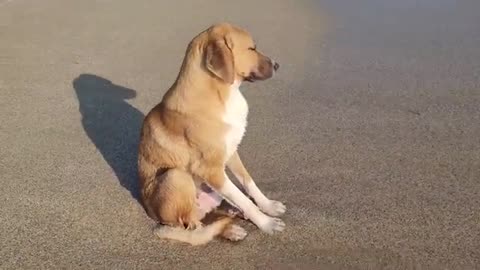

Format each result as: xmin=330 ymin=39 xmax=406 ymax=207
xmin=152 ymin=169 xmax=237 ymax=245
xmin=153 ymin=169 xmax=199 ymax=228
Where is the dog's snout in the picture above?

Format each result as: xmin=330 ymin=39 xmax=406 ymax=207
xmin=273 ymin=61 xmax=280 ymax=71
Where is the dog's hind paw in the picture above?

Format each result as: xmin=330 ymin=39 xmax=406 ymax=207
xmin=222 ymin=224 xmax=247 ymax=241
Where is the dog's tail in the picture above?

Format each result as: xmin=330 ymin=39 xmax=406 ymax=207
xmin=153 ymin=217 xmax=232 ymax=246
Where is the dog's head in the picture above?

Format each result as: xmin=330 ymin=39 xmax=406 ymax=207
xmin=202 ymin=23 xmax=279 ymax=84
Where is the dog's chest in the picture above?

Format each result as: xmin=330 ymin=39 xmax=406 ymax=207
xmin=222 ymin=85 xmax=248 ymax=159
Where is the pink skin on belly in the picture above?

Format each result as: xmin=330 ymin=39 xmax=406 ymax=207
xmin=196 ymin=184 xmax=245 ymax=220
xmin=196 ymin=184 xmax=223 ymax=219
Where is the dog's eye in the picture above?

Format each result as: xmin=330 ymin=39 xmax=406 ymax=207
xmin=248 ymin=46 xmax=257 ymax=51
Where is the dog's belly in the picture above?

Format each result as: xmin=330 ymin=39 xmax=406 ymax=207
xmin=223 ymin=83 xmax=248 ymax=159
xmin=196 ymin=183 xmax=244 ymax=220
xmin=196 ymin=184 xmax=223 ymax=217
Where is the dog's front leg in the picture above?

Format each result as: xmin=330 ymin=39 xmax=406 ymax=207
xmin=227 ymin=152 xmax=286 ymax=217
xmin=200 ymin=168 xmax=285 ymax=234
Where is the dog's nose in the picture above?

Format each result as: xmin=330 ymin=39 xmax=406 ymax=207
xmin=273 ymin=61 xmax=280 ymax=71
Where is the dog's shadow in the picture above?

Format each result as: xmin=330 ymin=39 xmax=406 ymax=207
xmin=73 ymin=74 xmax=144 ymax=202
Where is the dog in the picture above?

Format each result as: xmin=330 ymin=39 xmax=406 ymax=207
xmin=138 ymin=23 xmax=285 ymax=245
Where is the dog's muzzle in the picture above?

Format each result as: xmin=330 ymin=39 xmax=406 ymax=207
xmin=245 ymin=59 xmax=279 ymax=82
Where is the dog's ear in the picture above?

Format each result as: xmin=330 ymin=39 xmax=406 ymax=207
xmin=205 ymin=36 xmax=234 ymax=84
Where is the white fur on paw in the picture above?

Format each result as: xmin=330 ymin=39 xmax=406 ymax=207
xmin=260 ymin=217 xmax=285 ymax=234
xmin=223 ymin=225 xmax=247 ymax=241
xmin=260 ymin=200 xmax=286 ymax=217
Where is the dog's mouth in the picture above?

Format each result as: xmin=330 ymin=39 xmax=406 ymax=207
xmin=244 ymin=65 xmax=277 ymax=82
xmin=244 ymin=72 xmax=266 ymax=82
xmin=244 ymin=74 xmax=257 ymax=82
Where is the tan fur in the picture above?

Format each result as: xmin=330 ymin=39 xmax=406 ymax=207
xmin=153 ymin=217 xmax=232 ymax=246
xmin=226 ymin=151 xmax=254 ymax=186
xmin=138 ymin=22 xmax=278 ymax=245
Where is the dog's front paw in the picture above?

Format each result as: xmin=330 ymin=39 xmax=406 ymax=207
xmin=223 ymin=224 xmax=247 ymax=241
xmin=260 ymin=200 xmax=286 ymax=217
xmin=259 ymin=216 xmax=285 ymax=234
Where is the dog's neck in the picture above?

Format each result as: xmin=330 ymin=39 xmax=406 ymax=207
xmin=162 ymin=50 xmax=241 ymax=114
